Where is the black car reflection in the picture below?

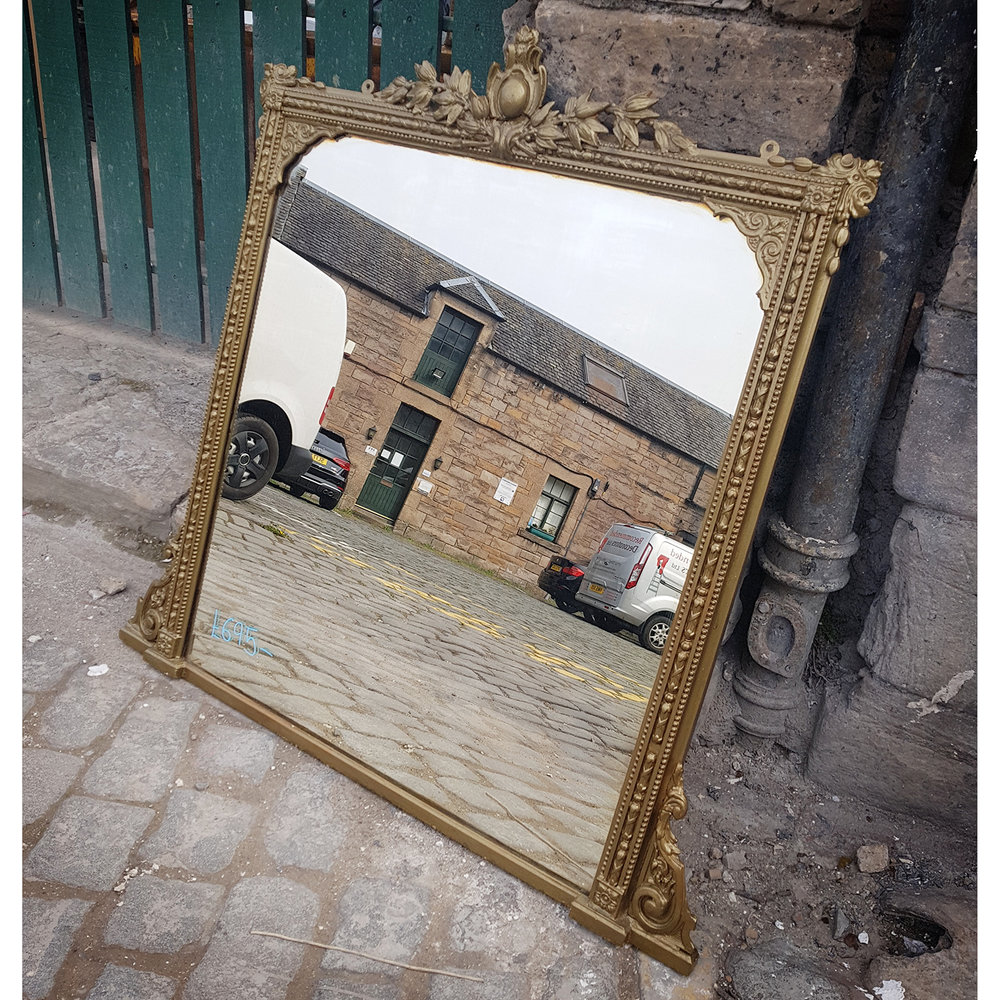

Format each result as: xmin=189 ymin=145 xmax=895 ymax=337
xmin=537 ymin=556 xmax=587 ymax=613
xmin=274 ymin=428 xmax=351 ymax=510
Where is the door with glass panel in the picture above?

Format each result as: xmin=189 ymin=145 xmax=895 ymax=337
xmin=356 ymin=404 xmax=439 ymax=522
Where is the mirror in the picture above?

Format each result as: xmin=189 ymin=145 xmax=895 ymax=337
xmin=122 ymin=30 xmax=879 ymax=973
xmin=187 ymin=133 xmax=763 ymax=888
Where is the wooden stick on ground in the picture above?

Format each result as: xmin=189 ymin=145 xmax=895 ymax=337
xmin=249 ymin=930 xmax=485 ymax=983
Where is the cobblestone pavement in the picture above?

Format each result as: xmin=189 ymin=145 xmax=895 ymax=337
xmin=190 ymin=484 xmax=662 ymax=887
xmin=24 ymin=302 xmax=980 ymax=1000
xmin=24 ymin=308 xmax=977 ymax=1000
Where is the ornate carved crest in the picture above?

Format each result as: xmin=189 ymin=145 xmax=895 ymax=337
xmin=378 ymin=26 xmax=698 ymax=158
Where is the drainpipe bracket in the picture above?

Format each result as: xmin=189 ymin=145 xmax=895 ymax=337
xmin=758 ymin=517 xmax=859 ymax=595
xmin=746 ymin=596 xmax=811 ymax=678
xmin=746 ymin=519 xmax=859 ymax=677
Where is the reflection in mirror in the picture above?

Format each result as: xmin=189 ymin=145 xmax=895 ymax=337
xmin=188 ymin=138 xmax=763 ymax=888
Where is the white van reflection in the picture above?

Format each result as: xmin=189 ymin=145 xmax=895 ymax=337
xmin=577 ymin=523 xmax=693 ymax=653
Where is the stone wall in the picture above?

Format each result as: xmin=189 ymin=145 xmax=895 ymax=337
xmin=505 ymin=0 xmax=911 ymax=157
xmin=323 ymin=280 xmax=717 ymax=590
xmin=807 ymin=174 xmax=977 ymax=828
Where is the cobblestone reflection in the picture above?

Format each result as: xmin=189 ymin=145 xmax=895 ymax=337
xmin=190 ymin=485 xmax=661 ymax=885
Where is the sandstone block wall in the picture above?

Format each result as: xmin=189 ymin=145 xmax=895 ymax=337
xmin=533 ymin=0 xmax=858 ymax=159
xmin=323 ymin=278 xmax=717 ymax=589
xmin=808 ymin=174 xmax=976 ymax=827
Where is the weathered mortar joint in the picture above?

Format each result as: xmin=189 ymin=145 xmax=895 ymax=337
xmin=733 ymin=516 xmax=858 ymax=742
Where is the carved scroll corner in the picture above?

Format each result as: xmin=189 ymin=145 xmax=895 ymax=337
xmin=823 ymin=152 xmax=883 ymax=220
xmin=816 ymin=153 xmax=882 ymax=275
xmin=126 ymin=532 xmax=182 ymax=649
xmin=272 ymin=121 xmax=340 ymax=189
xmin=629 ymin=762 xmax=697 ymax=955
xmin=260 ymin=62 xmax=301 ymax=110
xmin=706 ymin=199 xmax=790 ymax=313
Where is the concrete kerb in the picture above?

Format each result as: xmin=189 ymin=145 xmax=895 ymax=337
xmin=22 ymin=304 xmax=217 ymax=541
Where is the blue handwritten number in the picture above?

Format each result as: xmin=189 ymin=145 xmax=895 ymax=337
xmin=209 ymin=609 xmax=273 ymax=657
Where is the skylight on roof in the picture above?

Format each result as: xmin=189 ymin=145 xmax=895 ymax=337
xmin=583 ymin=356 xmax=628 ymax=405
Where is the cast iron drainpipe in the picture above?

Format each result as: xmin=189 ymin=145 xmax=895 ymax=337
xmin=732 ymin=0 xmax=976 ymax=744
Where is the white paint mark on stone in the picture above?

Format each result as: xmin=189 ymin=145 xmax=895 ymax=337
xmin=907 ymin=669 xmax=974 ymax=717
xmin=874 ymin=981 xmax=906 ymax=999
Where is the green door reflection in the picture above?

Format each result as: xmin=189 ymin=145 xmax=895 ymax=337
xmin=356 ymin=403 xmax=439 ymax=521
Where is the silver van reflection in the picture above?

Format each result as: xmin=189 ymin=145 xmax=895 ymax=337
xmin=577 ymin=523 xmax=694 ymax=652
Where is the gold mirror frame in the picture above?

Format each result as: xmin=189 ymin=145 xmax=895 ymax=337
xmin=121 ymin=28 xmax=879 ymax=974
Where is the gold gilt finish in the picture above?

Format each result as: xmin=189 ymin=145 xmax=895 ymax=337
xmin=121 ymin=27 xmax=879 ymax=974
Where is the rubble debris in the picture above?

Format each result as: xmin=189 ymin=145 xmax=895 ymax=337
xmin=832 ymin=906 xmax=852 ymax=940
xmin=857 ymin=843 xmax=890 ymax=873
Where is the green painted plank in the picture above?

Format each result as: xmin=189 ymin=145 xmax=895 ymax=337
xmin=192 ymin=0 xmax=249 ymax=343
xmin=380 ymin=0 xmax=440 ymax=86
xmin=138 ymin=0 xmax=203 ymax=340
xmin=252 ymin=0 xmax=305 ymax=129
xmin=23 ymin=13 xmax=59 ymax=304
xmin=84 ymin=0 xmax=153 ymax=331
xmin=31 ymin=1 xmax=104 ymax=316
xmin=313 ymin=0 xmax=370 ymax=91
xmin=450 ymin=0 xmax=506 ymax=92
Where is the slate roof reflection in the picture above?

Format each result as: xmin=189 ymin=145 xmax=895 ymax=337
xmin=272 ymin=170 xmax=733 ymax=468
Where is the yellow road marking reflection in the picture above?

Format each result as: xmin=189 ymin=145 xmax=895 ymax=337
xmin=552 ymin=666 xmax=588 ymax=682
xmin=380 ymin=560 xmax=422 ymax=580
xmin=593 ymin=687 xmax=648 ymax=704
xmin=375 ymin=578 xmax=506 ymax=639
xmin=305 ymin=537 xmax=371 ymax=569
xmin=266 ymin=527 xmax=650 ymax=706
xmin=437 ymin=609 xmax=505 ymax=640
xmin=525 ymin=644 xmax=651 ymax=703
xmin=342 ymin=555 xmax=372 ymax=569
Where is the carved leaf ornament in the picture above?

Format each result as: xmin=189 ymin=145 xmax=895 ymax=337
xmin=379 ymin=40 xmax=696 ymax=159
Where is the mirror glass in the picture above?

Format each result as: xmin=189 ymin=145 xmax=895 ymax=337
xmin=186 ymin=136 xmax=763 ymax=888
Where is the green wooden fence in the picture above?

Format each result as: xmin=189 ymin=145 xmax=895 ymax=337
xmin=23 ymin=0 xmax=507 ymax=344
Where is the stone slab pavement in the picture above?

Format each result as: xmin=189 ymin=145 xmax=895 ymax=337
xmin=22 ymin=305 xmax=720 ymax=999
